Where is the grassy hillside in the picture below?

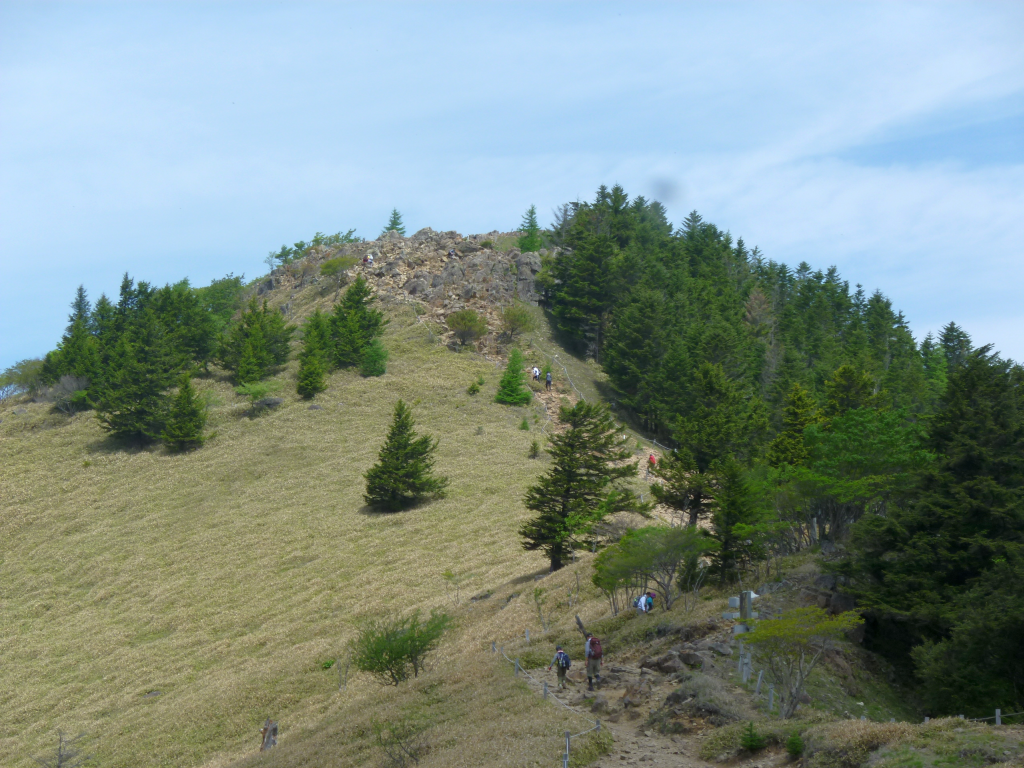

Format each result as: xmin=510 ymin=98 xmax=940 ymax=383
xmin=0 ymin=306 xmax=604 ymax=767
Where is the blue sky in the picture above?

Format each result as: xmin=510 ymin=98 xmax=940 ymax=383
xmin=2 ymin=1 xmax=1023 ymax=369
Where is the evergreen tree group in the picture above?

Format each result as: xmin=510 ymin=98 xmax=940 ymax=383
xmin=364 ymin=400 xmax=448 ymax=511
xmin=219 ymin=296 xmax=295 ymax=384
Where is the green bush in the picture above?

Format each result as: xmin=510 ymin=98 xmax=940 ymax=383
xmin=740 ymin=722 xmax=766 ymax=752
xmin=500 ymin=304 xmax=536 ymax=341
xmin=350 ymin=611 xmax=450 ymax=686
xmin=361 ymin=339 xmax=388 ymax=377
xmin=786 ymin=732 xmax=804 ymax=758
xmin=528 ymin=440 xmax=540 ymax=459
xmin=320 ymin=255 xmax=358 ymax=277
xmin=519 ymin=418 xmax=529 ymax=431
xmin=467 ymin=381 xmax=480 ymax=395
xmin=479 ymin=240 xmax=494 ymax=249
xmin=447 ymin=309 xmax=488 ymax=346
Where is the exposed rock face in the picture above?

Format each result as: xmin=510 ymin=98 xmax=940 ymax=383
xmin=262 ymin=227 xmax=558 ymax=352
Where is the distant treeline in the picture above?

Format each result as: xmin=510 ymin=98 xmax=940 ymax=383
xmin=540 ymin=185 xmax=1023 ymax=718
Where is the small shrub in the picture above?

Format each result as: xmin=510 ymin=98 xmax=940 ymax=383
xmin=475 ymin=426 xmax=484 ymax=435
xmin=360 ymin=339 xmax=388 ymax=377
xmin=519 ymin=418 xmax=529 ymax=431
xmin=467 ymin=381 xmax=480 ymax=395
xmin=740 ymin=722 xmax=766 ymax=752
xmin=479 ymin=240 xmax=494 ymax=249
xmin=447 ymin=309 xmax=487 ymax=346
xmin=495 ymin=349 xmax=531 ymax=406
xmin=568 ymin=729 xmax=613 ymax=767
xmin=320 ymin=255 xmax=358 ymax=277
xmin=477 ymin=375 xmax=485 ymax=385
xmin=528 ymin=440 xmax=540 ymax=459
xmin=321 ymin=659 xmax=336 ymax=670
xmin=350 ymin=611 xmax=451 ymax=686
xmin=234 ymin=380 xmax=282 ymax=414
xmin=499 ymin=304 xmax=536 ymax=341
xmin=786 ymin=732 xmax=804 ymax=758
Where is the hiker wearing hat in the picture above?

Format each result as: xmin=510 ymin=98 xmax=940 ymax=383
xmin=547 ymin=645 xmax=571 ymax=689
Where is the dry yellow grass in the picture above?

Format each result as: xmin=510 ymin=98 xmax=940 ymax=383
xmin=0 ymin=308 xmax=617 ymax=767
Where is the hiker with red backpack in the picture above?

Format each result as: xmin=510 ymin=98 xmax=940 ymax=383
xmin=584 ymin=633 xmax=603 ymax=690
xmin=547 ymin=645 xmax=571 ymax=689
xmin=646 ymin=452 xmax=657 ymax=478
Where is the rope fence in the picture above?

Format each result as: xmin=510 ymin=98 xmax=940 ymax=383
xmin=492 ymin=640 xmax=602 ymax=767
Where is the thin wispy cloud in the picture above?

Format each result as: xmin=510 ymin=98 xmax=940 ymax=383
xmin=1 ymin=1 xmax=1022 ymax=366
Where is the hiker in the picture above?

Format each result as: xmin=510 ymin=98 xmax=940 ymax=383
xmin=545 ymin=371 xmax=552 ymax=390
xmin=448 ymin=248 xmax=456 ymax=258
xmin=547 ymin=645 xmax=571 ymax=689
xmin=362 ymin=255 xmax=368 ymax=265
xmin=645 ymin=591 xmax=655 ymax=612
xmin=584 ymin=633 xmax=603 ymax=690
xmin=532 ymin=366 xmax=540 ymax=381
xmin=646 ymin=452 xmax=657 ymax=477
xmin=634 ymin=594 xmax=647 ymax=614
xmin=367 ymin=253 xmax=375 ymax=267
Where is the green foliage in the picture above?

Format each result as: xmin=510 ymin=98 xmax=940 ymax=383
xmin=479 ymin=240 xmax=494 ymax=250
xmin=0 ymin=358 xmax=44 ymax=397
xmin=499 ymin=303 xmax=536 ymax=341
xmin=330 ymin=275 xmax=387 ymax=368
xmin=528 ymin=439 xmax=540 ymax=459
xmin=269 ymin=230 xmax=360 ymax=267
xmin=785 ymin=732 xmax=805 ymax=758
xmin=495 ymin=349 xmax=532 ymax=406
xmin=466 ymin=381 xmax=480 ymax=395
xmin=161 ymin=374 xmax=207 ymax=451
xmin=296 ymin=310 xmax=330 ymax=398
xmin=364 ymin=400 xmax=449 ymax=511
xmin=234 ymin=379 xmax=282 ymax=414
xmin=194 ymin=273 xmax=245 ymax=334
xmin=381 ymin=208 xmax=406 ymax=237
xmin=94 ymin=308 xmax=181 ymax=444
xmin=745 ymin=606 xmax=864 ymax=718
xmin=740 ymin=722 xmax=766 ymax=752
xmin=841 ymin=347 xmax=1024 ymax=714
xmin=446 ymin=309 xmax=487 ymax=347
xmin=519 ymin=418 xmax=529 ymax=431
xmin=320 ymin=255 xmax=358 ymax=277
xmin=766 ymin=383 xmax=816 ymax=467
xmin=360 ymin=339 xmax=388 ymax=377
xmin=517 ymin=204 xmax=543 ymax=253
xmin=520 ymin=401 xmax=640 ymax=570
xmin=220 ymin=297 xmax=295 ymax=383
xmin=349 ymin=610 xmax=450 ymax=686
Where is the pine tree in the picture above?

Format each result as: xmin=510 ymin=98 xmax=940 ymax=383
xmin=519 ymin=401 xmax=639 ymax=570
xmin=939 ymin=322 xmax=972 ymax=372
xmin=296 ymin=310 xmax=329 ymax=398
xmin=330 ymin=275 xmax=387 ymax=368
xmin=766 ymin=383 xmax=816 ymax=467
xmin=360 ymin=339 xmax=388 ymax=377
xmin=495 ymin=348 xmax=532 ymax=405
xmin=162 ymin=373 xmax=207 ymax=450
xmin=364 ymin=400 xmax=448 ymax=511
xmin=94 ymin=309 xmax=180 ymax=444
xmin=236 ymin=337 xmax=265 ymax=384
xmin=517 ymin=204 xmax=543 ymax=252
xmin=823 ymin=364 xmax=876 ymax=419
xmin=709 ymin=459 xmax=760 ymax=584
xmin=381 ymin=208 xmax=406 ymax=236
xmin=220 ymin=297 xmax=294 ymax=382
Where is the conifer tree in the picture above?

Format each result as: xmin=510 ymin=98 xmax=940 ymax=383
xmin=95 ymin=309 xmax=180 ymax=444
xmin=360 ymin=339 xmax=388 ymax=377
xmin=296 ymin=310 xmax=329 ymax=398
xmin=708 ymin=459 xmax=759 ymax=584
xmin=236 ymin=338 xmax=265 ymax=384
xmin=520 ymin=401 xmax=638 ymax=570
xmin=330 ymin=275 xmax=387 ymax=368
xmin=517 ymin=204 xmax=543 ymax=252
xmin=495 ymin=348 xmax=532 ymax=405
xmin=364 ymin=400 xmax=448 ymax=511
xmin=766 ymin=383 xmax=816 ymax=467
xmin=162 ymin=373 xmax=207 ymax=450
xmin=381 ymin=208 xmax=406 ymax=236
xmin=220 ymin=297 xmax=294 ymax=382
xmin=823 ymin=364 xmax=876 ymax=419
xmin=939 ymin=322 xmax=972 ymax=372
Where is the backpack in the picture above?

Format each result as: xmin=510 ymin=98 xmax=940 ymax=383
xmin=589 ymin=637 xmax=603 ymax=659
xmin=557 ymin=651 xmax=571 ymax=669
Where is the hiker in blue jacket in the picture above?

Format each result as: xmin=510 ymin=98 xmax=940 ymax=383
xmin=547 ymin=645 xmax=571 ymax=689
